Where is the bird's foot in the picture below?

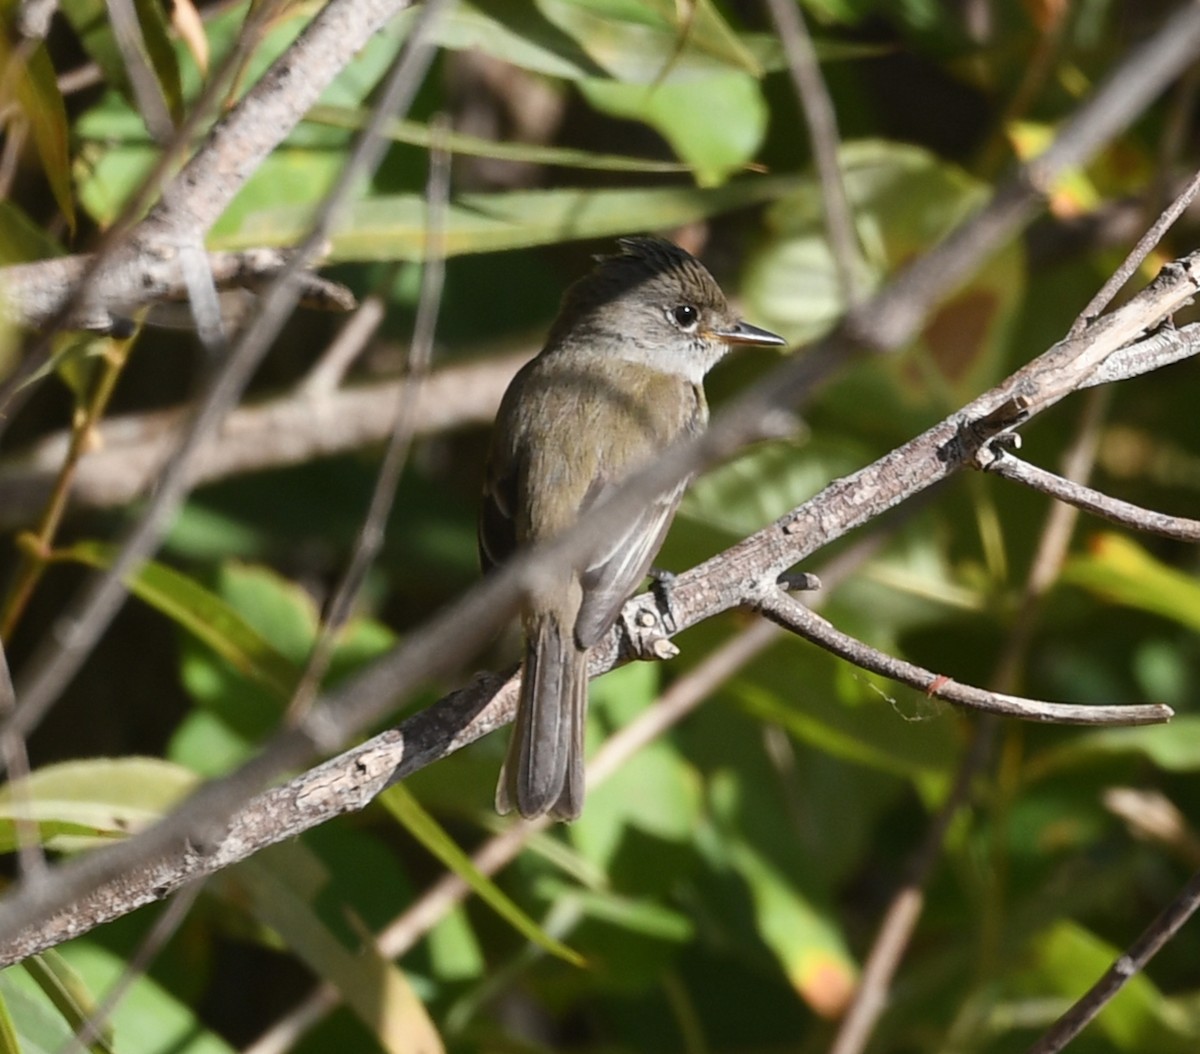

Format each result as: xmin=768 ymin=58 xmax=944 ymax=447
xmin=621 ymin=573 xmax=681 ymax=662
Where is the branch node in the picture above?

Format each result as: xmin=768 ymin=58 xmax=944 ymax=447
xmin=651 ymin=638 xmax=681 ymax=661
xmin=974 ymin=432 xmax=1023 ymax=470
xmin=779 ymin=570 xmax=822 ymax=593
xmin=943 ymin=395 xmax=1031 ymax=468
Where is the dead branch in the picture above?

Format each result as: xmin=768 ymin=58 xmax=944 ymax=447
xmin=2 ymin=0 xmax=1200 ymax=970
xmin=0 ymin=351 xmax=527 ymax=528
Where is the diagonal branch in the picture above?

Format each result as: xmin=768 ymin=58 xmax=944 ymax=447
xmin=2 ymin=1 xmax=1200 ymax=962
xmin=0 ymin=261 xmax=1187 ymax=959
xmin=1025 ymin=866 xmax=1200 ymax=1054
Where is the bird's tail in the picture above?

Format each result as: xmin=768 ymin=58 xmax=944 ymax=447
xmin=496 ymin=610 xmax=588 ymax=821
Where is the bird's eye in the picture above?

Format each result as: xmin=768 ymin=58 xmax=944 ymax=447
xmin=670 ymin=304 xmax=699 ymax=329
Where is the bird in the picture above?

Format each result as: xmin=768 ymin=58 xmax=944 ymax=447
xmin=479 ymin=236 xmax=785 ymax=820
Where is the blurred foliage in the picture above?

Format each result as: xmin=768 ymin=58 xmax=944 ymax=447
xmin=1 ymin=0 xmax=1200 ymax=1052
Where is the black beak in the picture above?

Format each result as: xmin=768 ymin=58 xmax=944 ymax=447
xmin=711 ymin=320 xmax=787 ymax=348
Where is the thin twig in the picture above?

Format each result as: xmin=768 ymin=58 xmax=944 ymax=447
xmin=828 ymin=723 xmax=994 ymax=1054
xmin=286 ymin=117 xmax=451 ymax=724
xmin=105 ymin=0 xmax=174 ymax=142
xmin=0 ymin=4 xmax=1197 ymax=961
xmin=3 ymin=0 xmax=447 ymax=761
xmin=757 ymin=589 xmax=1168 ymax=726
xmin=1024 ymin=867 xmax=1200 ymax=1054
xmin=1103 ymin=787 xmax=1200 ymax=869
xmin=982 ymin=445 xmax=1200 ymax=542
xmin=299 ymin=295 xmax=389 ymax=397
xmin=764 ymin=0 xmax=863 ymax=306
xmin=1069 ymin=165 xmax=1200 ymax=336
xmin=0 ymin=331 xmax=136 ymax=639
xmin=1075 ymin=321 xmax=1200 ymax=390
xmin=244 ymin=619 xmax=785 ymax=1054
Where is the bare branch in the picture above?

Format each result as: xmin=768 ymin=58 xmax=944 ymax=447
xmin=246 ymin=497 xmax=931 ymax=1053
xmin=1024 ymin=867 xmax=1200 ymax=1054
xmin=1069 ymin=165 xmax=1200 ymax=336
xmin=3 ymin=1 xmax=445 ymax=755
xmin=764 ymin=0 xmax=863 ymax=304
xmin=1 ymin=3 xmax=1198 ymax=962
xmin=829 ymin=724 xmax=994 ymax=1054
xmin=0 ymin=248 xmax=354 ymax=332
xmin=63 ymin=884 xmax=204 ymax=1054
xmin=0 ymin=352 xmax=524 ymax=529
xmin=1076 ymin=321 xmax=1200 ymax=388
xmin=981 ymin=447 xmax=1200 ymax=542
xmin=757 ymin=590 xmax=1169 ymax=726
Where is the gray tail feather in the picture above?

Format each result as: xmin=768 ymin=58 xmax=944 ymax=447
xmin=496 ymin=614 xmax=588 ymax=821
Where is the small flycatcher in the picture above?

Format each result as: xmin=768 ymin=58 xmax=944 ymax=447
xmin=480 ymin=237 xmax=785 ymax=820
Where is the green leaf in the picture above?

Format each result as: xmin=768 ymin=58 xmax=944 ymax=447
xmin=306 ymin=105 xmax=692 ymax=173
xmin=0 ymin=758 xmax=196 ymax=852
xmin=1032 ymin=715 xmax=1200 ymax=777
xmin=1 ymin=942 xmax=236 ymax=1054
xmin=50 ymin=542 xmax=300 ymax=701
xmin=580 ymin=70 xmax=767 ymax=186
xmin=2 ymin=40 xmax=74 ymax=229
xmin=709 ymin=770 xmax=858 ymax=1018
xmin=439 ymin=0 xmax=760 ymax=83
xmin=1063 ymin=532 xmax=1200 ymax=634
xmin=73 ymin=7 xmax=407 ymax=229
xmin=21 ymin=952 xmax=115 ymax=1054
xmin=743 ymin=139 xmax=1024 ymax=389
xmin=169 ymin=562 xmax=393 ymax=749
xmin=1027 ymin=920 xmax=1196 ymax=1052
xmin=681 ymin=437 xmax=838 ymax=539
xmin=519 ymin=878 xmax=692 ymax=993
xmin=571 ymin=663 xmax=703 ymax=879
xmin=0 ymin=988 xmax=18 ymax=1054
xmin=551 ymin=884 xmax=692 ymax=942
xmin=432 ymin=2 xmax=877 ymax=81
xmin=381 ymin=784 xmax=585 ymax=966
xmin=220 ymin=178 xmax=795 ymax=259
xmin=75 ymin=95 xmax=349 ymax=237
xmin=424 ymin=897 xmax=486 ymax=982
xmin=167 ymin=710 xmax=257 ymax=777
xmin=59 ymin=0 xmax=184 ymax=121
xmin=0 ymin=201 xmax=64 ymax=264
xmin=226 ymin=844 xmax=445 ymax=1054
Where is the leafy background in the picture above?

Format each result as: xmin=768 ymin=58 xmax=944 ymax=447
xmin=2 ymin=0 xmax=1200 ymax=1052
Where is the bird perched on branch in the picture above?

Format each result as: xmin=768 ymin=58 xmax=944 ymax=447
xmin=479 ymin=236 xmax=785 ymax=820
